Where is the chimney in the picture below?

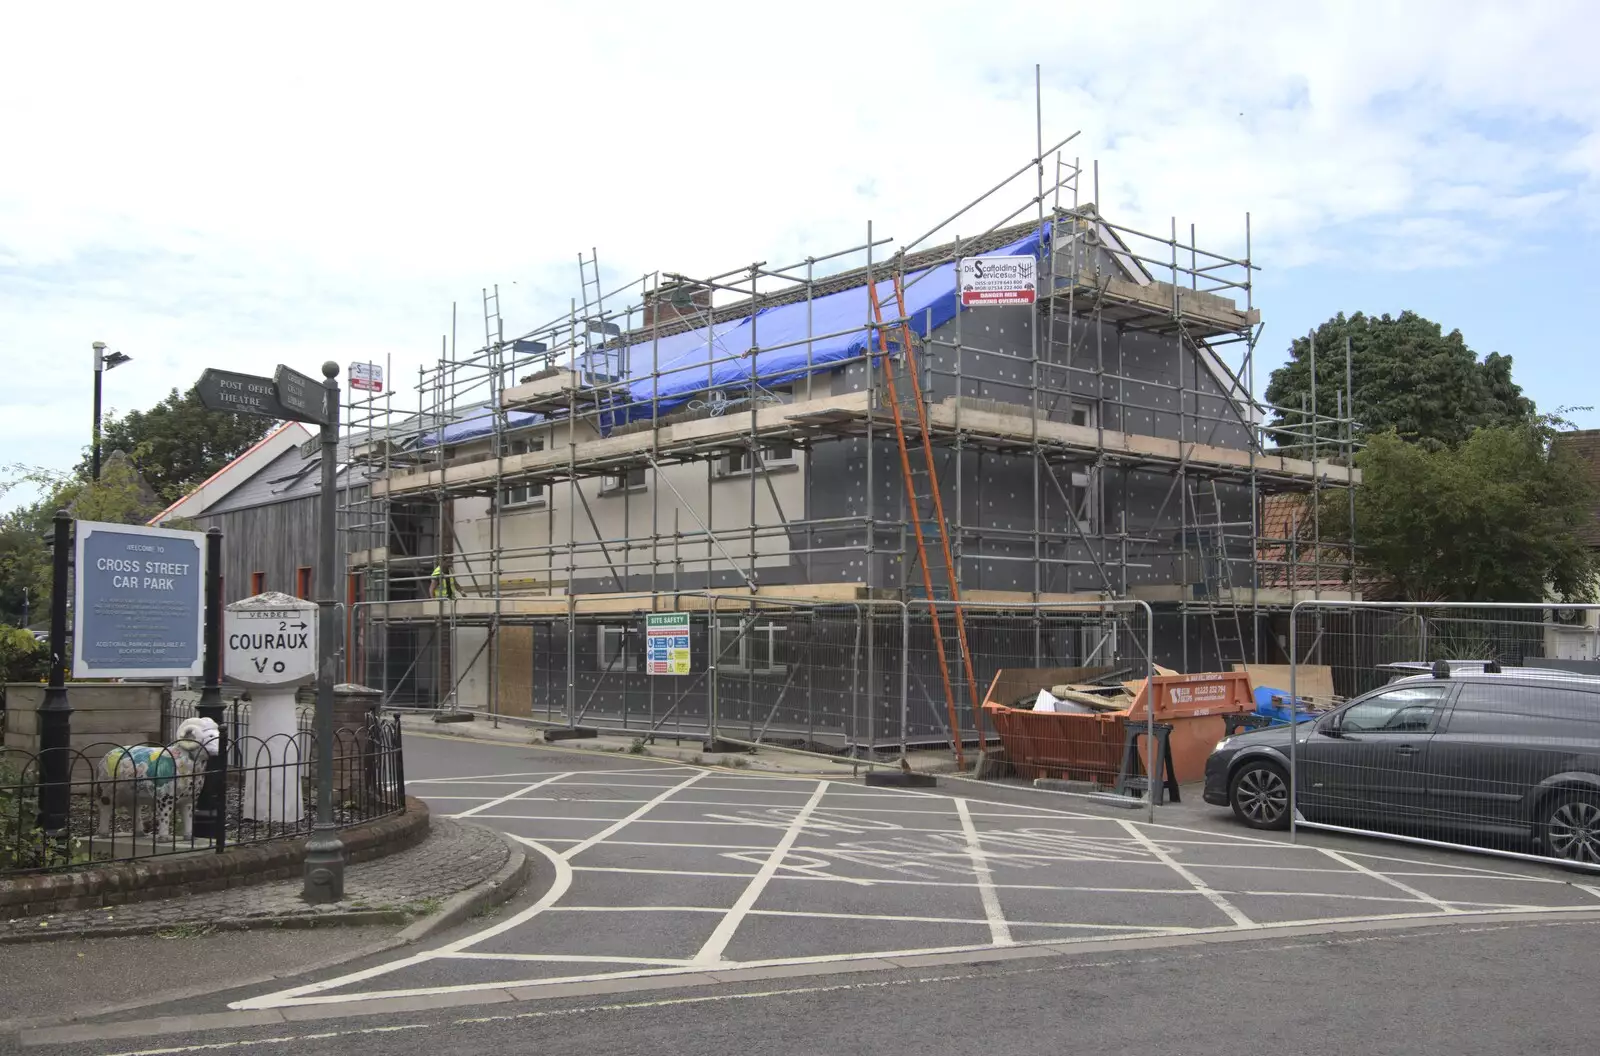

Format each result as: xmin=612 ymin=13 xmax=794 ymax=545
xmin=643 ymin=281 xmax=712 ymax=329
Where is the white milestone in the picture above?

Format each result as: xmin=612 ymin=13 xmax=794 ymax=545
xmin=224 ymin=591 xmax=318 ymax=823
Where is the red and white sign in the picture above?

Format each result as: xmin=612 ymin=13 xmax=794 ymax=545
xmin=958 ymin=254 xmax=1038 ymax=306
xmin=349 ymin=362 xmax=384 ymax=392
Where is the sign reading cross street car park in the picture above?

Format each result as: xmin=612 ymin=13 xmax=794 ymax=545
xmin=223 ymin=592 xmax=318 ymax=687
xmin=73 ymin=520 xmax=206 ymax=678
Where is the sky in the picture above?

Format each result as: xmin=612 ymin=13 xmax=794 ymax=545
xmin=4 ymin=0 xmax=1599 ymax=512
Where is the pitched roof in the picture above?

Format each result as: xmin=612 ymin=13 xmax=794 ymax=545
xmin=1553 ymin=429 xmax=1600 ymax=549
xmin=148 ymin=422 xmax=313 ymax=525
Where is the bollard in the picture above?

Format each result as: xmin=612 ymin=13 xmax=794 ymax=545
xmin=223 ymin=592 xmax=317 ymax=825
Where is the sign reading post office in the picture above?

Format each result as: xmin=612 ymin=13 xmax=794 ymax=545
xmin=73 ymin=520 xmax=206 ymax=678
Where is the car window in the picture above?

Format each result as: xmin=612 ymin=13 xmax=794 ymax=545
xmin=1446 ymin=682 xmax=1600 ymax=738
xmin=1339 ymin=685 xmax=1452 ymax=734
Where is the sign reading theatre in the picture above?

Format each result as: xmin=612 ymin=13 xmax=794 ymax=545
xmin=73 ymin=520 xmax=206 ymax=678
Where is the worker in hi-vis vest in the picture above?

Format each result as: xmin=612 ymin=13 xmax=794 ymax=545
xmin=429 ymin=564 xmax=457 ymax=599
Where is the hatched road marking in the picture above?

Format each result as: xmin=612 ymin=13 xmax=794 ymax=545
xmin=224 ymin=756 xmax=1600 ymax=1013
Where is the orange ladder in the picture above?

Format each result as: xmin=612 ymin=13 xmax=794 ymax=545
xmin=869 ymin=272 xmax=983 ymax=767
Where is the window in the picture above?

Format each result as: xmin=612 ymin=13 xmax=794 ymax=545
xmin=499 ymin=437 xmax=546 ymax=507
xmin=595 ymin=624 xmax=641 ymax=672
xmin=1066 ymin=470 xmax=1094 ymax=532
xmin=1069 ymin=402 xmax=1095 ymax=428
xmin=1337 ymin=685 xmax=1451 ymax=734
xmin=1447 ymin=682 xmax=1600 ymax=736
xmin=718 ymin=441 xmax=796 ymax=477
xmin=250 ymin=571 xmax=266 ymax=595
xmin=295 ymin=567 xmax=312 ymax=599
xmin=600 ymin=466 xmax=647 ymax=494
xmin=715 ymin=618 xmax=786 ymax=675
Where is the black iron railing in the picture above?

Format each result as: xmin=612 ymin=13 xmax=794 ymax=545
xmin=1 ymin=714 xmax=404 ymax=876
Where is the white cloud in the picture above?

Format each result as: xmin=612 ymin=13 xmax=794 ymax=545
xmin=4 ymin=0 xmax=1599 ymax=508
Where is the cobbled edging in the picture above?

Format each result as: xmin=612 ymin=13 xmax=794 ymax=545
xmin=0 ymin=797 xmax=429 ymax=919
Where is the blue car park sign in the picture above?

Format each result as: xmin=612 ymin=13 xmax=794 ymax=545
xmin=73 ymin=520 xmax=207 ymax=678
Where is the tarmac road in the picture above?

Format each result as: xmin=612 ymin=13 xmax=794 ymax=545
xmin=15 ymin=731 xmax=1600 ymax=1054
xmin=20 ymin=917 xmax=1599 ymax=1056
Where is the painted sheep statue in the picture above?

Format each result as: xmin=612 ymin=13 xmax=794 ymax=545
xmin=94 ymin=716 xmax=221 ymax=840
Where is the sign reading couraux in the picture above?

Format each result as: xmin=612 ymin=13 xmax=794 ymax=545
xmin=73 ymin=520 xmax=206 ymax=678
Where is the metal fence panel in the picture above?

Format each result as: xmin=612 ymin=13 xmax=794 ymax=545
xmin=1270 ymin=601 xmax=1600 ymax=871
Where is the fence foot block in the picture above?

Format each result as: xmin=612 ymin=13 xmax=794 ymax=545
xmin=1034 ymin=778 xmax=1100 ymax=795
xmin=544 ymin=727 xmax=599 ymax=742
xmin=865 ymin=771 xmax=938 ymax=788
xmin=432 ymin=712 xmax=476 ymax=724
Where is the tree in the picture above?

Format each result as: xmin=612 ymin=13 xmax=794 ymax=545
xmin=1324 ymin=419 xmax=1597 ymax=603
xmin=1265 ymin=312 xmax=1535 ymax=451
xmin=80 ymin=383 xmax=274 ymax=503
xmin=0 ymin=457 xmax=165 ymax=628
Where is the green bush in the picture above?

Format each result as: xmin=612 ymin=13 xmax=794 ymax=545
xmin=0 ymin=758 xmax=85 ymax=872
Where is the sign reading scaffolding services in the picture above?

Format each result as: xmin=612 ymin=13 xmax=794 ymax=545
xmin=73 ymin=520 xmax=206 ymax=678
xmin=645 ymin=613 xmax=692 ymax=675
xmin=349 ymin=361 xmax=384 ymax=392
xmin=958 ymin=254 xmax=1038 ymax=306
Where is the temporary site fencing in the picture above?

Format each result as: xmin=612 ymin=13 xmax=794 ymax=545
xmin=394 ymin=592 xmax=1158 ymax=779
xmin=1281 ymin=601 xmax=1600 ymax=869
xmin=0 ymin=710 xmax=405 ymax=876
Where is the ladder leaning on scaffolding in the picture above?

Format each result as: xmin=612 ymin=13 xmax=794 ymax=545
xmin=869 ymin=272 xmax=982 ymax=769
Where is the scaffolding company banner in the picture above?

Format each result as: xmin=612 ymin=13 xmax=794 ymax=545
xmin=958 ymin=254 xmax=1038 ymax=306
xmin=349 ymin=361 xmax=384 ymax=392
xmin=646 ymin=613 xmax=691 ymax=675
xmin=73 ymin=520 xmax=206 ymax=678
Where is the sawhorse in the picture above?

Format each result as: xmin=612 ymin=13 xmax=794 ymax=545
xmin=1113 ymin=720 xmax=1182 ymax=805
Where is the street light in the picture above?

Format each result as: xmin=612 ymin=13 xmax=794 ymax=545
xmin=92 ymin=342 xmax=133 ymax=482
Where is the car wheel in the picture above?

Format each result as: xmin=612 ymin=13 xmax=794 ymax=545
xmin=1229 ymin=760 xmax=1291 ymax=831
xmin=1541 ymin=792 xmax=1600 ymax=866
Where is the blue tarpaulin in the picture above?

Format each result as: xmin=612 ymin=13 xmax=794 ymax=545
xmin=419 ymin=227 xmax=1047 ymax=447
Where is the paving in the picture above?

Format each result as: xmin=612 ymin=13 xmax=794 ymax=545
xmin=0 ymin=817 xmax=511 ymax=943
xmin=219 ymin=732 xmax=1600 ymax=1013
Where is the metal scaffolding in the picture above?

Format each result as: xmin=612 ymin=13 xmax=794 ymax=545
xmin=337 ymin=132 xmax=1360 ymax=745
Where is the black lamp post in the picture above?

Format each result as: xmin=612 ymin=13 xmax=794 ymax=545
xmin=91 ymin=342 xmax=133 ymax=482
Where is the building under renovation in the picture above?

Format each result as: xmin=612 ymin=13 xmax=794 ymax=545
xmin=338 ymin=146 xmax=1359 ymax=756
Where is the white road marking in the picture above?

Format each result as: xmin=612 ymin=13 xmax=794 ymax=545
xmin=410 ymin=766 xmax=689 ymax=783
xmin=956 ymin=798 xmax=1012 ymax=946
xmin=1318 ymin=848 xmax=1464 ymax=913
xmin=439 ymin=952 xmax=697 ymax=967
xmin=1118 ymin=819 xmax=1254 ymax=928
xmin=556 ymin=771 xmax=709 ymax=860
xmin=446 ymin=773 xmax=574 ymax=819
xmin=228 ymin=754 xmax=1591 ymax=1015
xmin=83 ymin=922 xmax=1600 ymax=1055
xmin=692 ymin=781 xmax=829 ymax=965
xmin=231 ymin=838 xmax=574 ymax=1010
